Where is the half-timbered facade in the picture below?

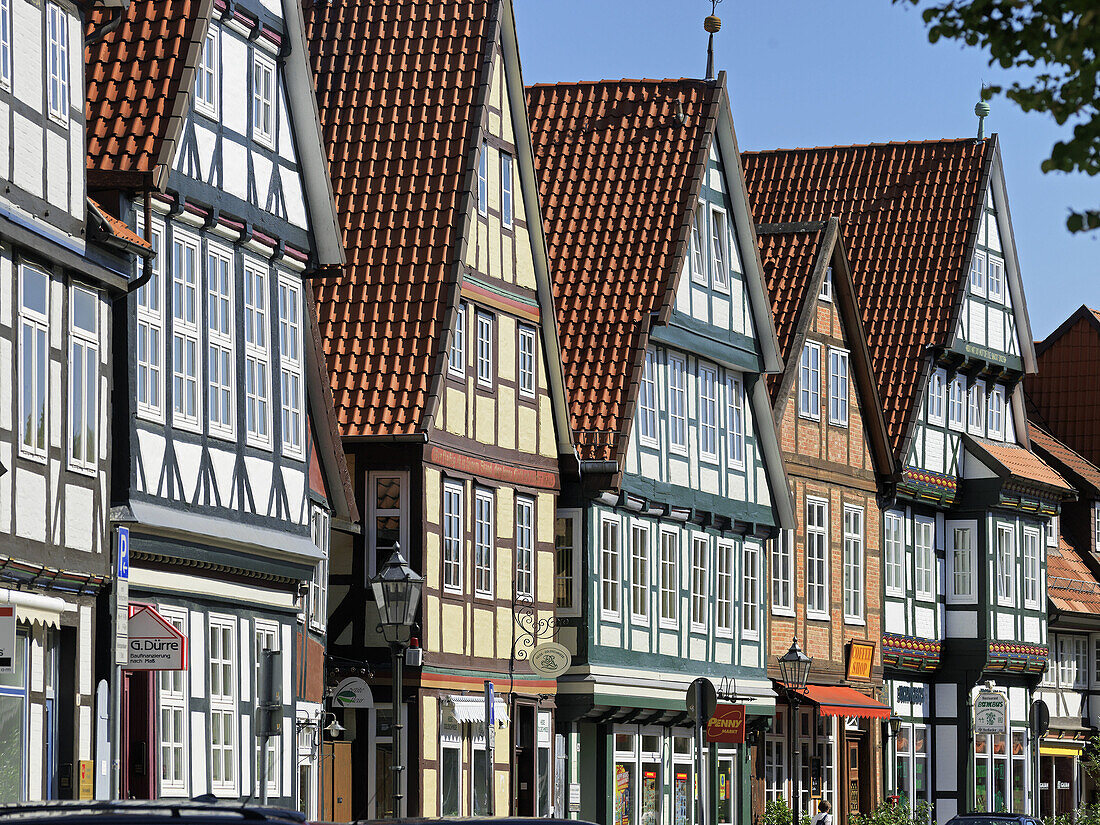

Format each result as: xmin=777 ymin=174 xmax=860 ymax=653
xmin=306 ymin=0 xmax=574 ymax=817
xmin=756 ymin=219 xmax=896 ymax=822
xmin=744 ymin=136 xmax=1072 ymax=823
xmin=85 ymin=0 xmax=355 ymax=809
xmin=0 ymin=0 xmax=140 ymax=801
xmin=529 ymin=74 xmax=794 ymax=825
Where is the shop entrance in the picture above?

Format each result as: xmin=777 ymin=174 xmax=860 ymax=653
xmin=715 ymin=753 xmax=737 ymax=825
xmin=324 ymin=740 xmax=352 ymax=821
xmin=120 ymin=670 xmax=155 ymax=800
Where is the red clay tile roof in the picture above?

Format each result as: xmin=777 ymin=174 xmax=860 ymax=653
xmin=305 ymin=0 xmax=493 ymax=436
xmin=85 ymin=0 xmax=211 ymax=179
xmin=526 ymin=78 xmax=718 ymax=459
xmin=87 ymin=198 xmax=153 ymax=252
xmin=967 ymin=436 xmax=1073 ymax=492
xmin=1029 ymin=422 xmax=1100 ymax=497
xmin=1028 ymin=306 xmax=1100 ymax=467
xmin=757 ymin=225 xmax=824 ymax=398
xmin=742 ymin=138 xmax=993 ymax=456
xmin=1048 ymin=538 xmax=1100 ymax=615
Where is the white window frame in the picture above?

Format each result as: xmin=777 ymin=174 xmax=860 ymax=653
xmin=253 ymin=619 xmax=281 ymax=799
xmin=195 ymin=28 xmax=219 ymax=118
xmin=251 ymin=50 xmax=276 ymax=149
xmin=771 ymin=529 xmax=794 ymax=615
xmin=726 ymin=373 xmax=745 ymax=468
xmin=914 ymin=518 xmax=935 ymax=601
xmin=948 ymin=375 xmax=965 ymax=431
xmin=819 ymin=267 xmax=833 ymax=302
xmin=842 ymin=506 xmax=864 ymax=624
xmin=884 ymin=512 xmax=905 ymax=597
xmin=243 ymin=259 xmax=271 ymax=446
xmin=600 ymin=515 xmax=621 ymax=620
xmin=367 ymin=471 xmax=408 ymax=578
xmin=828 ymin=347 xmax=849 ymax=426
xmin=668 ymin=354 xmax=688 ymax=454
xmin=157 ymin=608 xmax=189 ymax=796
xmin=742 ymin=541 xmax=760 ymax=640
xmin=690 ymin=535 xmax=708 ymax=631
xmin=518 ymin=325 xmax=536 ymax=400
xmin=206 ymin=243 xmax=235 ymax=440
xmin=799 ymin=342 xmax=821 ymax=421
xmin=208 ymin=615 xmax=238 ymax=796
xmin=46 ymin=3 xmax=69 ymax=124
xmin=1022 ymin=527 xmax=1041 ymax=610
xmin=309 ymin=508 xmax=330 ymax=631
xmin=278 ymin=274 xmax=304 ymax=457
xmin=709 ymin=206 xmax=729 ymax=292
xmin=968 ymin=380 xmax=986 ymax=437
xmin=1073 ymin=637 xmax=1089 ymax=689
xmin=0 ymin=0 xmax=10 ymax=90
xmin=171 ymin=231 xmax=201 ymax=430
xmin=948 ymin=524 xmax=977 ymax=605
xmin=715 ymin=539 xmax=734 ymax=638
xmin=68 ymin=284 xmax=100 ymax=474
xmin=1046 ymin=515 xmax=1059 ymax=549
xmin=449 ymin=302 xmax=466 ymax=378
xmin=970 ymin=251 xmax=986 ymax=296
xmin=638 ymin=349 xmax=658 ymax=446
xmin=1095 ymin=504 xmax=1100 ymax=554
xmin=805 ymin=498 xmax=829 ymax=618
xmin=690 ymin=207 xmax=706 ymax=285
xmin=996 ymin=524 xmax=1015 ymax=607
xmin=474 ymin=489 xmax=495 ymax=599
xmin=987 ymin=256 xmax=1004 ymax=302
xmin=659 ymin=528 xmax=678 ymax=628
xmin=476 ymin=310 xmax=493 ymax=388
xmin=699 ymin=364 xmax=718 ymax=462
xmin=442 ymin=481 xmax=464 ymax=595
xmin=555 ymin=510 xmax=582 ymax=618
xmin=516 ymin=496 xmax=535 ymax=600
xmin=136 ymin=217 xmax=165 ymax=421
xmin=927 ymin=368 xmax=946 ymax=426
xmin=19 ymin=264 xmax=49 ymax=462
xmin=477 ymin=142 xmax=488 ymax=217
xmin=630 ymin=523 xmax=650 ymax=625
xmin=500 ymin=151 xmax=513 ymax=229
xmin=987 ymin=386 xmax=1005 ymax=441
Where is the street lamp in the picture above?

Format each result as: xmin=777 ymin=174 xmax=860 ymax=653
xmin=884 ymin=715 xmax=902 ymax=800
xmin=778 ymin=638 xmax=813 ymax=824
xmin=371 ymin=544 xmax=423 ymax=819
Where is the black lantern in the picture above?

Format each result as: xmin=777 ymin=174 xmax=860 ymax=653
xmin=370 ymin=544 xmax=423 ymax=645
xmin=777 ymin=637 xmax=813 ymax=691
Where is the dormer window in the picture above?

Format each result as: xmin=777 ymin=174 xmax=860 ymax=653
xmin=819 ymin=267 xmax=833 ymax=302
xmin=46 ymin=3 xmax=69 ymax=123
xmin=252 ymin=51 xmax=276 ymax=149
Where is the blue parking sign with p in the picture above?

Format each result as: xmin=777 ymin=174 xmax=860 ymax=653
xmin=117 ymin=527 xmax=129 ymax=580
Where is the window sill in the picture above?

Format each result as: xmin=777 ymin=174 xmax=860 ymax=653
xmin=828 ymin=418 xmax=850 ymax=428
xmin=17 ymin=450 xmax=48 ymax=466
xmin=771 ymin=606 xmax=795 ymax=618
xmin=600 ymin=611 xmax=621 ymax=623
xmin=806 ymin=611 xmax=830 ymax=622
xmin=252 ymin=132 xmax=276 ymax=152
xmin=669 ymin=444 xmax=689 ymax=458
xmin=689 ymin=622 xmax=707 ymax=635
xmin=742 ymin=632 xmax=760 ymax=642
xmin=173 ymin=417 xmax=203 ymax=436
xmin=798 ymin=411 xmax=821 ymax=423
xmin=208 ymin=428 xmax=237 ymax=444
xmin=194 ymin=104 xmax=219 ymax=121
xmin=659 ymin=619 xmax=679 ymax=631
xmin=715 ymin=629 xmax=734 ymax=640
xmin=66 ymin=462 xmax=97 ymax=478
xmin=638 ymin=436 xmax=660 ymax=450
xmin=136 ymin=406 xmax=165 ymax=425
xmin=946 ymin=595 xmax=979 ymax=606
xmin=843 ymin=616 xmax=866 ymax=627
xmin=884 ymin=588 xmax=905 ymax=599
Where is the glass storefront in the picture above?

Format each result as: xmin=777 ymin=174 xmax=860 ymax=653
xmin=0 ymin=633 xmax=27 ymax=803
xmin=975 ymin=730 xmax=1029 ymax=814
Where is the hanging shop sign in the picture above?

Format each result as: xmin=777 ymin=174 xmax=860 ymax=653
xmin=529 ymin=641 xmax=571 ymax=677
xmin=332 ymin=677 xmax=375 ymax=708
xmin=126 ymin=605 xmax=186 ymax=670
xmin=706 ymin=704 xmax=746 ymax=744
xmin=846 ymin=641 xmax=875 ymax=681
xmin=974 ymin=689 xmax=1008 ymax=735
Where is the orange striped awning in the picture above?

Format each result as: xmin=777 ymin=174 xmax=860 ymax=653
xmin=795 ymin=685 xmax=891 ymax=720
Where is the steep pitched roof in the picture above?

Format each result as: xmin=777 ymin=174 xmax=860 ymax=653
xmin=306 ymin=0 xmax=494 ymax=437
xmin=1028 ymin=306 xmax=1100 ymax=466
xmin=1048 ymin=538 xmax=1100 ymax=616
xmin=757 ymin=226 xmax=823 ymax=391
xmin=742 ymin=138 xmax=995 ymax=456
xmin=964 ymin=435 xmax=1073 ymax=494
xmin=526 ymin=78 xmax=720 ymax=459
xmin=1029 ymin=421 xmax=1100 ymax=498
xmin=85 ymin=0 xmax=212 ymax=187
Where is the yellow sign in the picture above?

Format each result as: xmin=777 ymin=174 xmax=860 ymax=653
xmin=847 ymin=641 xmax=875 ymax=681
xmin=79 ymin=760 xmax=94 ymax=800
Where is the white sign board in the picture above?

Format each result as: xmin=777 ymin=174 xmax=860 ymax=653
xmin=114 ymin=579 xmax=129 ymax=666
xmin=332 ymin=677 xmax=374 ymax=708
xmin=127 ymin=606 xmax=187 ymax=670
xmin=974 ymin=689 xmax=1008 ymax=735
xmin=0 ymin=606 xmax=14 ymax=674
xmin=529 ymin=642 xmax=571 ymax=678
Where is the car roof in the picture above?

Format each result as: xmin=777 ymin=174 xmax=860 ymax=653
xmin=0 ymin=801 xmax=306 ymax=823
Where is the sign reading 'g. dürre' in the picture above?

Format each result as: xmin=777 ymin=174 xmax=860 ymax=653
xmin=706 ymin=704 xmax=746 ymax=744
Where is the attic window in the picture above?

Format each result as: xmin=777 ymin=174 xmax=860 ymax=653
xmin=819 ymin=267 xmax=833 ymax=302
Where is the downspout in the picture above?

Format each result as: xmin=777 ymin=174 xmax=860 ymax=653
xmin=125 ymin=189 xmax=153 ymax=294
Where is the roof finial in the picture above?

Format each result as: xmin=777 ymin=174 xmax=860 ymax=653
xmin=975 ymin=85 xmax=990 ymax=140
xmin=704 ymin=0 xmax=723 ymax=81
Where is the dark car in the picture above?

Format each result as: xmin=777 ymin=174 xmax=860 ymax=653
xmin=355 ymin=820 xmax=595 ymax=825
xmin=945 ymin=815 xmax=1043 ymax=825
xmin=0 ymin=799 xmax=307 ymax=825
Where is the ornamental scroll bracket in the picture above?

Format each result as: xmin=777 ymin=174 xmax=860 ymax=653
xmin=512 ymin=597 xmax=557 ymax=662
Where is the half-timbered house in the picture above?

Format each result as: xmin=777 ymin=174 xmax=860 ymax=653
xmin=743 ymin=136 xmax=1073 ymax=822
xmin=528 ymin=74 xmax=794 ymax=825
xmin=305 ymin=0 xmax=574 ymax=817
xmin=756 ymin=219 xmax=896 ymax=821
xmin=0 ymin=0 xmax=144 ymax=801
xmin=84 ymin=0 xmax=356 ymax=808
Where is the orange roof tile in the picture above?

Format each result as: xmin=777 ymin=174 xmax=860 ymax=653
xmin=305 ymin=0 xmax=492 ymax=437
xmin=1048 ymin=539 xmax=1100 ymax=615
xmin=742 ymin=138 xmax=993 ymax=456
xmin=87 ymin=198 xmax=152 ymax=252
xmin=967 ymin=436 xmax=1073 ymax=492
xmin=85 ymin=0 xmax=210 ymax=178
xmin=1028 ymin=422 xmax=1100 ymax=497
xmin=526 ymin=79 xmax=719 ymax=459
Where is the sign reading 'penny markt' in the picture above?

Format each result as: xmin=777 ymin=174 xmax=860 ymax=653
xmin=706 ymin=704 xmax=746 ymax=744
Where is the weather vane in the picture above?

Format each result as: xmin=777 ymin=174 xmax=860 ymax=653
xmin=704 ymin=0 xmax=724 ymax=81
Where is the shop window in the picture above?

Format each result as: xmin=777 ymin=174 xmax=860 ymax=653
xmin=895 ymin=723 xmax=929 ymax=804
xmin=537 ymin=711 xmax=553 ymax=816
xmin=1011 ymin=731 xmax=1027 ymax=814
xmin=0 ymin=633 xmax=27 ymax=802
xmin=975 ymin=732 xmax=1010 ymax=813
xmin=440 ymin=711 xmax=461 ymax=816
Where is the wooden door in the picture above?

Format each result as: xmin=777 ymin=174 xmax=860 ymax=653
xmin=846 ymin=740 xmax=860 ymax=819
xmin=324 ymin=741 xmax=353 ymax=822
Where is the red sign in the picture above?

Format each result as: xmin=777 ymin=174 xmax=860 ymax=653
xmin=706 ymin=704 xmax=746 ymax=744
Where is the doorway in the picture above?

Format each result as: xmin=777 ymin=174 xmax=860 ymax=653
xmin=121 ymin=670 xmax=155 ymax=799
xmin=514 ymin=704 xmax=536 ymax=815
xmin=324 ymin=740 xmax=352 ymax=821
xmin=716 ymin=753 xmax=737 ymax=825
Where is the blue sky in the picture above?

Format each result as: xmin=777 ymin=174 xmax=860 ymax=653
xmin=514 ymin=0 xmax=1098 ymax=340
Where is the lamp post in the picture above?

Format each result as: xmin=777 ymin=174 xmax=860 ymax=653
xmin=778 ymin=638 xmax=813 ymax=825
xmin=884 ymin=715 xmax=901 ymax=800
xmin=371 ymin=544 xmax=423 ymax=819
